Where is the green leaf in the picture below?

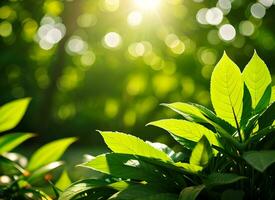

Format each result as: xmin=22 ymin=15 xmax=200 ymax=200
xmin=81 ymin=153 xmax=174 ymax=183
xmin=162 ymin=102 xmax=208 ymax=123
xmin=109 ymin=184 xmax=177 ymax=200
xmin=243 ymin=150 xmax=275 ymax=172
xmin=27 ymin=137 xmax=77 ymax=171
xmin=59 ymin=179 xmax=117 ymax=200
xmin=271 ymin=86 xmax=275 ymax=102
xmin=192 ymin=104 xmax=236 ymax=135
xmin=204 ymin=173 xmax=246 ymax=187
xmin=258 ymin=102 xmax=275 ymax=129
xmin=0 ymin=98 xmax=31 ymax=133
xmin=179 ymin=185 xmax=205 ymax=200
xmin=0 ymin=132 xmax=34 ymax=154
xmin=99 ymin=131 xmax=171 ymax=161
xmin=148 ymin=119 xmax=220 ymax=149
xmin=27 ymin=161 xmax=64 ymax=184
xmin=254 ymin=85 xmax=272 ymax=113
xmin=242 ymin=51 xmax=272 ymax=110
xmin=0 ymin=155 xmax=26 ymax=175
xmin=55 ymin=170 xmax=72 ymax=191
xmin=240 ymin=84 xmax=252 ymax=128
xmin=190 ymin=136 xmax=212 ymax=167
xmin=210 ymin=52 xmax=244 ymax=127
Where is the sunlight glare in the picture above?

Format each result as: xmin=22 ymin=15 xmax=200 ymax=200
xmin=133 ymin=0 xmax=161 ymax=10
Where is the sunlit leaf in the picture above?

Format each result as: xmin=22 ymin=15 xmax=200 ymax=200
xmin=55 ymin=169 xmax=72 ymax=191
xmin=162 ymin=102 xmax=208 ymax=123
xmin=242 ymin=51 xmax=272 ymax=110
xmin=0 ymin=132 xmax=34 ymax=154
xmin=99 ymin=131 xmax=171 ymax=161
xmin=210 ymin=52 xmax=243 ymax=127
xmin=27 ymin=137 xmax=77 ymax=171
xmin=0 ymin=98 xmax=31 ymax=132
xmin=189 ymin=136 xmax=212 ymax=167
xmin=243 ymin=150 xmax=275 ymax=172
xmin=179 ymin=185 xmax=205 ymax=200
xmin=271 ymin=86 xmax=275 ymax=102
xmin=148 ymin=119 xmax=220 ymax=148
xmin=0 ymin=155 xmax=26 ymax=175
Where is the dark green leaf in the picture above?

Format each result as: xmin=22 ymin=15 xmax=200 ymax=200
xmin=243 ymin=150 xmax=275 ymax=172
xmin=258 ymin=101 xmax=275 ymax=129
xmin=179 ymin=185 xmax=205 ymax=200
xmin=221 ymin=190 xmax=244 ymax=200
xmin=27 ymin=161 xmax=64 ymax=184
xmin=204 ymin=173 xmax=246 ymax=187
xmin=0 ymin=155 xmax=26 ymax=175
xmin=254 ymin=85 xmax=272 ymax=113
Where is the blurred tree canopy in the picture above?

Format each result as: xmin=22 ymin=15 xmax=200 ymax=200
xmin=0 ymin=0 xmax=274 ymax=146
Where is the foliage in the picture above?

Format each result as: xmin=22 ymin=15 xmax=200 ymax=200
xmin=58 ymin=52 xmax=275 ymax=200
xmin=0 ymin=98 xmax=76 ymax=199
xmin=0 ymin=0 xmax=275 ymax=142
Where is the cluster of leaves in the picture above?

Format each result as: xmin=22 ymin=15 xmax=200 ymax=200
xmin=0 ymin=98 xmax=76 ymax=199
xmin=59 ymin=51 xmax=275 ymax=200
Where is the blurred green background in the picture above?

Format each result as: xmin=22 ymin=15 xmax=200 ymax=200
xmin=0 ymin=0 xmax=274 ymax=149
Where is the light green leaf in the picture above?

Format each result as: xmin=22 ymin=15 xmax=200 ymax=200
xmin=210 ymin=52 xmax=243 ymax=127
xmin=271 ymin=86 xmax=275 ymax=102
xmin=27 ymin=137 xmax=77 ymax=171
xmin=243 ymin=151 xmax=275 ymax=172
xmin=0 ymin=155 xmax=26 ymax=175
xmin=99 ymin=131 xmax=171 ymax=162
xmin=179 ymin=185 xmax=205 ymax=200
xmin=242 ymin=51 xmax=272 ymax=109
xmin=204 ymin=173 xmax=246 ymax=187
xmin=162 ymin=102 xmax=208 ymax=123
xmin=0 ymin=132 xmax=34 ymax=154
xmin=190 ymin=136 xmax=212 ymax=167
xmin=0 ymin=98 xmax=31 ymax=132
xmin=148 ymin=119 xmax=220 ymax=148
xmin=56 ymin=170 xmax=72 ymax=191
xmin=174 ymin=162 xmax=203 ymax=174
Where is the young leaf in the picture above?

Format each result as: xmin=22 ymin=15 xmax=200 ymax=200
xmin=179 ymin=185 xmax=205 ymax=200
xmin=242 ymin=51 xmax=272 ymax=110
xmin=0 ymin=98 xmax=31 ymax=132
xmin=243 ymin=150 xmax=275 ymax=172
xmin=210 ymin=52 xmax=243 ymax=127
xmin=148 ymin=119 xmax=220 ymax=148
xmin=27 ymin=137 xmax=77 ymax=171
xmin=203 ymin=173 xmax=246 ymax=187
xmin=55 ymin=170 xmax=72 ymax=191
xmin=99 ymin=131 xmax=171 ymax=161
xmin=162 ymin=102 xmax=208 ymax=123
xmin=0 ymin=132 xmax=34 ymax=154
xmin=189 ymin=136 xmax=213 ymax=167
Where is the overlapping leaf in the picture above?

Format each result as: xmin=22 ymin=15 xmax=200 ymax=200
xmin=210 ymin=52 xmax=244 ymax=127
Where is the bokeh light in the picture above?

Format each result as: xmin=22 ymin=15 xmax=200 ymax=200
xmin=218 ymin=24 xmax=236 ymax=41
xmin=206 ymin=7 xmax=223 ymax=25
xmin=251 ymin=3 xmax=266 ymax=19
xmin=127 ymin=11 xmax=143 ymax=26
xmin=133 ymin=0 xmax=161 ymax=10
xmin=103 ymin=32 xmax=122 ymax=48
